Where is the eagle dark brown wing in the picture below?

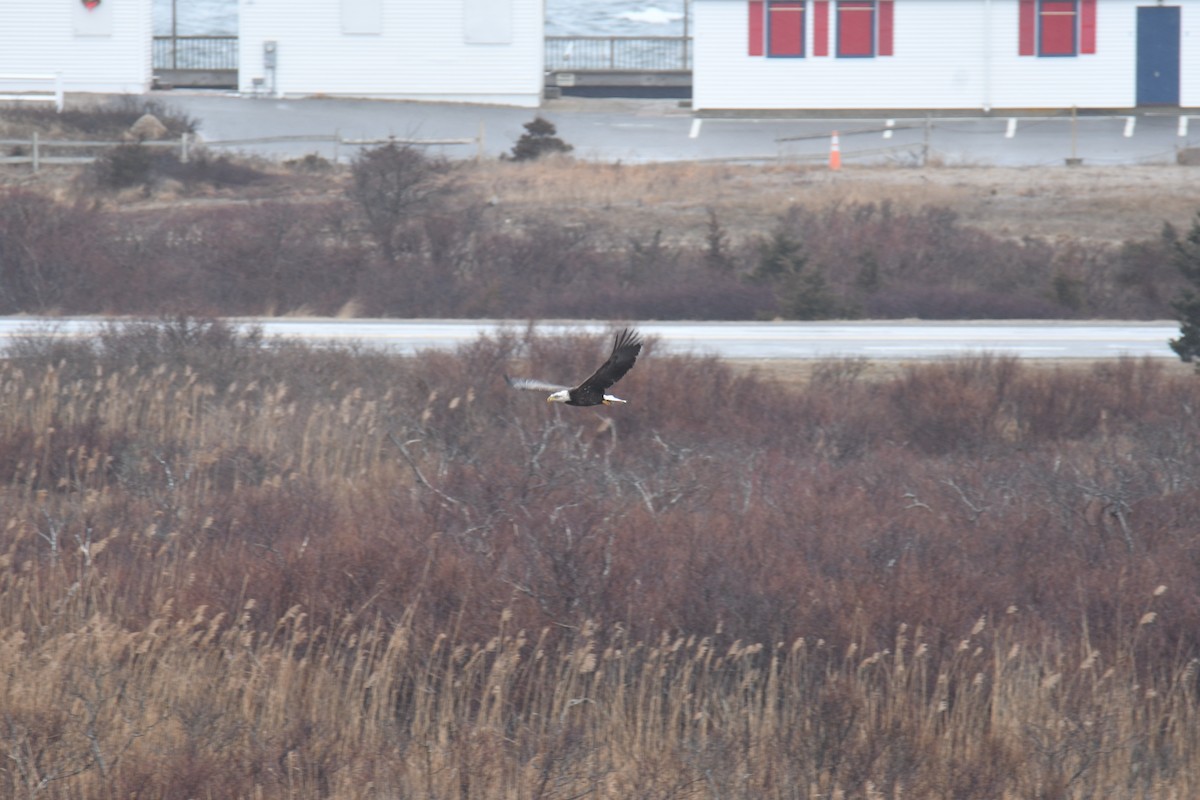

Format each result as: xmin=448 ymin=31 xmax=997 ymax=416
xmin=571 ymin=328 xmax=642 ymax=405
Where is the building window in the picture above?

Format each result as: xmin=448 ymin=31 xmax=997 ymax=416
xmin=1020 ymin=0 xmax=1095 ymax=56
xmin=837 ymin=1 xmax=875 ymax=57
xmin=768 ymin=1 xmax=805 ymax=57
xmin=1039 ymin=0 xmax=1077 ymax=56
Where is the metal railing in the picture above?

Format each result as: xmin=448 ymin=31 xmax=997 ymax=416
xmin=545 ymin=36 xmax=692 ymax=71
xmin=153 ymin=35 xmax=239 ymax=71
xmin=151 ymin=35 xmax=692 ymax=74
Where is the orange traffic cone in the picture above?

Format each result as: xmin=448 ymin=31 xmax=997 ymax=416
xmin=829 ymin=130 xmax=842 ymax=171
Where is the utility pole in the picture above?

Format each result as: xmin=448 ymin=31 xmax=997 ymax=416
xmin=682 ymin=0 xmax=689 ymax=70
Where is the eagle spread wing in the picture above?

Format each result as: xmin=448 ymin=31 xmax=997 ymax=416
xmin=577 ymin=328 xmax=642 ymax=394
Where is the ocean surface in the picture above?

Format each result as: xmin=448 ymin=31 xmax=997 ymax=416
xmin=152 ymin=1 xmax=689 ymax=37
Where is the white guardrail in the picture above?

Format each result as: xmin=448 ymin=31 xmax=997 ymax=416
xmin=0 ymin=73 xmax=64 ymax=112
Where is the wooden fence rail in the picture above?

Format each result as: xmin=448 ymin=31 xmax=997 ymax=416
xmin=0 ymin=132 xmax=482 ymax=171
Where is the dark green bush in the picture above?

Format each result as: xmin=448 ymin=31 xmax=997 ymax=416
xmin=507 ymin=116 xmax=573 ymax=161
xmin=88 ymin=144 xmax=267 ymax=192
xmin=1168 ymin=212 xmax=1200 ymax=366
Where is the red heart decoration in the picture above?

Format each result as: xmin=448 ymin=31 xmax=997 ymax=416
xmin=83 ymin=0 xmax=101 ymax=9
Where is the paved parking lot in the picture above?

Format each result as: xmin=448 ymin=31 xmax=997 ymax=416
xmin=155 ymin=90 xmax=1200 ymax=166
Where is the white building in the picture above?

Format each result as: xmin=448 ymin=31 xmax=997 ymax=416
xmin=0 ymin=0 xmax=153 ymax=97
xmin=693 ymin=0 xmax=1198 ymax=112
xmin=238 ymin=0 xmax=545 ymax=107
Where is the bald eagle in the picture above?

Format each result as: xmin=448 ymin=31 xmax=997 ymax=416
xmin=506 ymin=328 xmax=643 ymax=406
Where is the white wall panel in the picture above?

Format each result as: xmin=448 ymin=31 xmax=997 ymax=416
xmin=341 ymin=0 xmax=383 ymax=35
xmin=239 ymin=0 xmax=542 ymax=107
xmin=0 ymin=0 xmax=152 ymax=95
xmin=1181 ymin=6 xmax=1199 ymax=108
xmin=464 ymin=0 xmax=513 ymax=44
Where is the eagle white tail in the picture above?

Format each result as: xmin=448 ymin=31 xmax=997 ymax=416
xmin=602 ymin=395 xmax=627 ymax=405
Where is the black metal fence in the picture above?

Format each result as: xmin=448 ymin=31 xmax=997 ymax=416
xmin=545 ymin=36 xmax=692 ymax=71
xmin=150 ymin=35 xmax=692 ymax=74
xmin=153 ymin=36 xmax=239 ymax=71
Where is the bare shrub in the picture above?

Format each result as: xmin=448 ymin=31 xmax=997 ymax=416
xmin=0 ymin=158 xmax=1189 ymax=319
xmin=887 ymin=355 xmax=1022 ymax=454
xmin=347 ymin=142 xmax=458 ymax=261
xmin=0 ymin=189 xmax=115 ymax=312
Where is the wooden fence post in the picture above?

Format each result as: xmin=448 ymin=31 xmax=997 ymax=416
xmin=32 ymin=131 xmax=39 ymax=172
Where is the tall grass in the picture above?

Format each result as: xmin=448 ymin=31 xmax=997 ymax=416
xmin=2 ymin=322 xmax=1199 ymax=797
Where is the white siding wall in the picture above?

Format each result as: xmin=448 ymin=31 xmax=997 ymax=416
xmin=694 ymin=0 xmax=1196 ymax=112
xmin=238 ymin=0 xmax=544 ymax=107
xmin=1183 ymin=6 xmax=1200 ymax=108
xmin=0 ymin=0 xmax=152 ymax=95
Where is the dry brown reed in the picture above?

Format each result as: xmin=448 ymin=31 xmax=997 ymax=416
xmin=2 ymin=324 xmax=1200 ymax=798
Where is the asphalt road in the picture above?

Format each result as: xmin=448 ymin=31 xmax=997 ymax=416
xmin=153 ymin=91 xmax=1200 ymax=166
xmin=1 ymin=318 xmax=1181 ymax=361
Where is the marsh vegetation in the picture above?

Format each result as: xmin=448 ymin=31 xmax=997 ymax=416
xmin=1 ymin=320 xmax=1198 ymax=798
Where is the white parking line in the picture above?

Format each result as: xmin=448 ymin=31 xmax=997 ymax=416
xmin=1005 ymin=118 xmax=1018 ymax=138
xmin=1123 ymin=116 xmax=1136 ymax=138
xmin=689 ymin=118 xmax=702 ymax=139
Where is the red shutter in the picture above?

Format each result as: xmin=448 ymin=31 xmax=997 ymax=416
xmin=1080 ymin=0 xmax=1096 ymax=54
xmin=749 ymin=0 xmax=765 ymax=56
xmin=813 ymin=1 xmax=829 ymax=56
xmin=878 ymin=0 xmax=894 ymax=56
xmin=1019 ymin=0 xmax=1035 ymax=55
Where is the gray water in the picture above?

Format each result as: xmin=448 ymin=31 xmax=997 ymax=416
xmin=152 ymin=1 xmax=689 ymax=37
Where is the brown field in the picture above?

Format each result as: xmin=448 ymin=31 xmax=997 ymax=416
xmin=2 ymin=321 xmax=1199 ymax=798
xmin=460 ymin=158 xmax=1200 ymax=245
